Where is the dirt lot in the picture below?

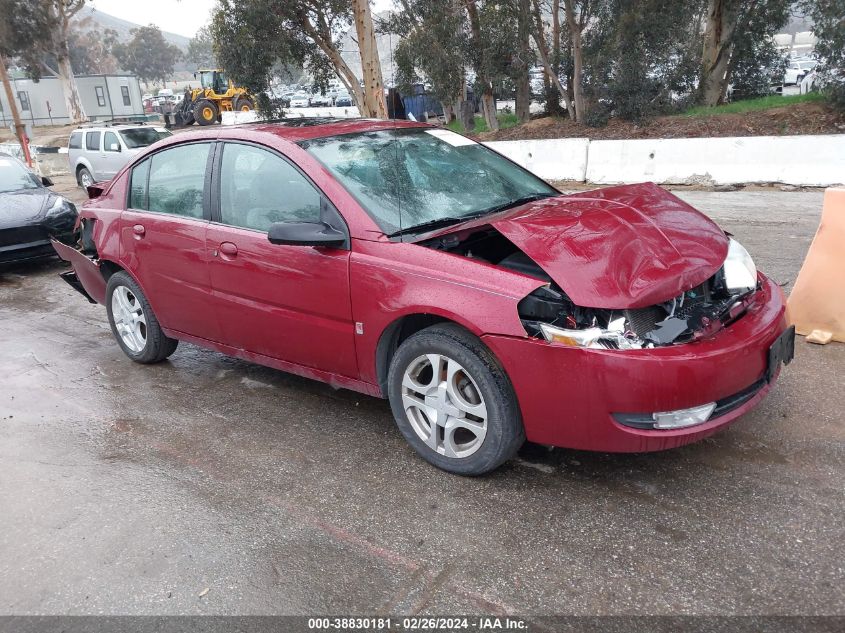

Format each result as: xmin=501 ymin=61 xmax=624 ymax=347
xmin=0 ymin=189 xmax=843 ymax=616
xmin=481 ymin=101 xmax=845 ymax=141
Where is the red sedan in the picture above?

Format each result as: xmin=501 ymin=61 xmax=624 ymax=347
xmin=54 ymin=119 xmax=793 ymax=475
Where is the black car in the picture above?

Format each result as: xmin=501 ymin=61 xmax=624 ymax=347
xmin=0 ymin=153 xmax=78 ymax=265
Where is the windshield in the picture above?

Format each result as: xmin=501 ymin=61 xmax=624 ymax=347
xmin=120 ymin=128 xmax=172 ymax=149
xmin=301 ymin=128 xmax=557 ymax=235
xmin=0 ymin=156 xmax=41 ymax=193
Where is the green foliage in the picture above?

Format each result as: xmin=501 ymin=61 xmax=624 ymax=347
xmin=0 ymin=0 xmax=57 ymax=79
xmin=584 ymin=0 xmax=703 ymax=122
xmin=210 ymin=0 xmax=351 ymax=115
xmin=800 ymin=0 xmax=845 ymax=111
xmin=446 ymin=112 xmax=520 ymax=133
xmin=187 ymin=24 xmax=216 ymax=69
xmin=387 ymin=0 xmax=466 ymax=109
xmin=113 ymin=25 xmax=183 ymax=85
xmin=727 ymin=0 xmax=790 ymax=100
xmin=682 ymin=91 xmax=826 ymax=116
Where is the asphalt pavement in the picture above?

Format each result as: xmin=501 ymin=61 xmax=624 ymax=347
xmin=0 ymin=187 xmax=842 ymax=616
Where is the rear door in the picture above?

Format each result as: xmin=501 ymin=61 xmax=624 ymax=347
xmin=100 ymin=131 xmax=123 ymax=180
xmin=120 ymin=141 xmax=222 ymax=342
xmin=205 ymin=141 xmax=357 ymax=377
xmin=84 ymin=130 xmax=103 ymax=180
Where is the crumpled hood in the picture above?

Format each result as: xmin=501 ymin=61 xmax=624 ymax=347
xmin=490 ymin=183 xmax=729 ymax=309
xmin=0 ymin=188 xmax=54 ymax=228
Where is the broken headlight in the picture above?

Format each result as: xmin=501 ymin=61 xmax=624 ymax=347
xmin=538 ymin=320 xmax=644 ymax=350
xmin=723 ymin=238 xmax=757 ymax=294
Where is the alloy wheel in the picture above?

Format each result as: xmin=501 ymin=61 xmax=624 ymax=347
xmin=111 ymin=285 xmax=147 ymax=353
xmin=401 ymin=354 xmax=488 ymax=458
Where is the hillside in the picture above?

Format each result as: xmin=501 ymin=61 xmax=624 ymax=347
xmin=74 ymin=6 xmax=191 ymax=51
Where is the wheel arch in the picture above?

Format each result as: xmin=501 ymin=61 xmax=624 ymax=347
xmin=375 ymin=313 xmax=480 ymax=398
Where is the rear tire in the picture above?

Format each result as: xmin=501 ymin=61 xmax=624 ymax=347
xmin=387 ymin=324 xmax=524 ymax=475
xmin=233 ymin=95 xmax=255 ymax=112
xmin=106 ymin=271 xmax=178 ymax=364
xmin=193 ymin=99 xmax=218 ymax=126
xmin=77 ymin=167 xmax=93 ymax=189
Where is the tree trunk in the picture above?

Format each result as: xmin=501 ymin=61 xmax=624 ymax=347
xmin=55 ymin=8 xmax=87 ymax=124
xmin=352 ymin=0 xmax=387 ymax=119
xmin=479 ymin=89 xmax=496 ymax=129
xmin=563 ymin=0 xmax=587 ymax=122
xmin=699 ymin=0 xmax=744 ymax=107
xmin=466 ymin=1 xmax=498 ymax=131
xmin=531 ymin=0 xmax=567 ymax=117
xmin=514 ymin=0 xmax=532 ymax=124
xmin=0 ymin=55 xmax=31 ymax=165
xmin=300 ymin=16 xmax=367 ymax=116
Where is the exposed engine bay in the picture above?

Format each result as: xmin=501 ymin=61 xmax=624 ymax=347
xmin=423 ymin=227 xmax=757 ymax=348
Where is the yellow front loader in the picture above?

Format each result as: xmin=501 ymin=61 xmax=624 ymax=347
xmin=175 ymin=69 xmax=255 ymax=126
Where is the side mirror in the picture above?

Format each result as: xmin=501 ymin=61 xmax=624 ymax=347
xmin=41 ymin=176 xmax=54 ymax=187
xmin=267 ymin=221 xmax=346 ymax=248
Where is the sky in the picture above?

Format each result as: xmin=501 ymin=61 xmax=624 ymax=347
xmin=90 ymin=0 xmax=395 ymax=39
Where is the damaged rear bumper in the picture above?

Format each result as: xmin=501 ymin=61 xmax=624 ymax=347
xmin=51 ymin=239 xmax=107 ymax=304
xmin=482 ymin=274 xmax=788 ymax=453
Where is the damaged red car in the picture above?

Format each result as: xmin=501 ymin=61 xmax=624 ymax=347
xmin=54 ymin=120 xmax=794 ymax=475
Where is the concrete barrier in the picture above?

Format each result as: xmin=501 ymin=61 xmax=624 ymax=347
xmin=484 ymin=138 xmax=590 ymax=182
xmin=585 ymin=134 xmax=845 ymax=187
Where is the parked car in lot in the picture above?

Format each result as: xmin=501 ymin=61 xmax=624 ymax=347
xmin=309 ymin=93 xmax=332 ymax=107
xmin=0 ymin=153 xmax=77 ymax=264
xmin=289 ymin=94 xmax=310 ymax=107
xmin=334 ymin=93 xmax=353 ymax=107
xmin=784 ymin=59 xmax=817 ymax=85
xmin=53 ymin=120 xmax=793 ymax=475
xmin=68 ymin=124 xmax=172 ymax=188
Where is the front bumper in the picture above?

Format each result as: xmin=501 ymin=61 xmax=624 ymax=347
xmin=482 ymin=274 xmax=788 ymax=452
xmin=0 ymin=239 xmax=55 ymax=264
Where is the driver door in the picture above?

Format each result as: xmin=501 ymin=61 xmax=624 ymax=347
xmin=205 ymin=141 xmax=358 ymax=378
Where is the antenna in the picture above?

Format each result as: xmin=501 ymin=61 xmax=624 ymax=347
xmin=388 ymin=19 xmax=403 ymax=240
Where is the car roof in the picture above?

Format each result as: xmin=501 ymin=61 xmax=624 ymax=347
xmin=72 ymin=123 xmax=154 ymax=132
xmin=225 ymin=118 xmax=430 ymax=143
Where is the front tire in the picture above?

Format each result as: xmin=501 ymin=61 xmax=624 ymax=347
xmin=387 ymin=324 xmax=524 ymax=475
xmin=106 ymin=271 xmax=178 ymax=363
xmin=193 ymin=99 xmax=219 ymax=126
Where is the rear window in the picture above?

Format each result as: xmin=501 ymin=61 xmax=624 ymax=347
xmin=119 ymin=128 xmax=172 ymax=149
xmin=85 ymin=131 xmax=101 ymax=151
xmin=69 ymin=132 xmax=82 ymax=149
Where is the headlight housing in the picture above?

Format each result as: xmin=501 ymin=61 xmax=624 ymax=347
xmin=538 ymin=320 xmax=643 ymax=350
xmin=723 ymin=238 xmax=757 ymax=294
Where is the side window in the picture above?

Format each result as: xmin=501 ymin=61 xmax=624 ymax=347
xmin=68 ymin=132 xmax=82 ymax=149
xmin=147 ymin=143 xmax=210 ymax=219
xmin=95 ymin=86 xmax=106 ymax=107
xmin=129 ymin=159 xmax=149 ymax=210
xmin=219 ymin=143 xmax=321 ymax=232
xmin=85 ymin=131 xmax=101 ymax=151
xmin=121 ymin=86 xmax=131 ymax=106
xmin=104 ymin=131 xmax=120 ymax=152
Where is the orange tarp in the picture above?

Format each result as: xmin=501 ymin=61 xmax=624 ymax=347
xmin=787 ymin=188 xmax=845 ymax=343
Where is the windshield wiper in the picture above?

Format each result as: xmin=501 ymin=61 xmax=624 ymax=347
xmin=386 ymin=193 xmax=554 ymax=238
xmin=387 ymin=214 xmax=485 ymax=238
xmin=477 ymin=193 xmax=555 ymax=216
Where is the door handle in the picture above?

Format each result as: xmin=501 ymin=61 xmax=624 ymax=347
xmin=219 ymin=241 xmax=238 ymax=257
xmin=132 ymin=224 xmax=145 ymax=238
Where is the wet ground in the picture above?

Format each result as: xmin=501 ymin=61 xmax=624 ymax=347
xmin=0 ymin=189 xmax=843 ymax=615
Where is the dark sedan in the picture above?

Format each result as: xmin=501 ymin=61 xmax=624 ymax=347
xmin=0 ymin=153 xmax=78 ymax=265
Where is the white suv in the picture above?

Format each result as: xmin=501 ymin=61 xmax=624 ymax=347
xmin=68 ymin=124 xmax=172 ymax=188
